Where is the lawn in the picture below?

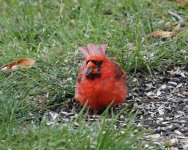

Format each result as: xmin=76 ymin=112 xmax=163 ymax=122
xmin=0 ymin=0 xmax=187 ymax=149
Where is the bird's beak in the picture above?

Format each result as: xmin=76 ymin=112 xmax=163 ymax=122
xmin=86 ymin=61 xmax=95 ymax=75
xmin=86 ymin=67 xmax=94 ymax=75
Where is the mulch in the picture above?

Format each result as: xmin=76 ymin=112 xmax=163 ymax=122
xmin=126 ymin=64 xmax=188 ymax=149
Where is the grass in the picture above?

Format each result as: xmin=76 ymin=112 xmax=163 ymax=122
xmin=0 ymin=0 xmax=187 ymax=149
xmin=0 ymin=107 xmax=148 ymax=149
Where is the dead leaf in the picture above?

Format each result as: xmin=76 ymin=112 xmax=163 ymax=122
xmin=169 ymin=0 xmax=188 ymax=7
xmin=175 ymin=0 xmax=188 ymax=8
xmin=148 ymin=31 xmax=176 ymax=39
xmin=0 ymin=58 xmax=36 ymax=72
xmin=148 ymin=26 xmax=180 ymax=39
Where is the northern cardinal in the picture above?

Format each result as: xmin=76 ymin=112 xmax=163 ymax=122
xmin=75 ymin=44 xmax=128 ymax=110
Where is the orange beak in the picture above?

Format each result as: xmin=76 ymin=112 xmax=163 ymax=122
xmin=86 ymin=61 xmax=95 ymax=75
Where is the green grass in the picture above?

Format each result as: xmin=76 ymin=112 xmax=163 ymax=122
xmin=0 ymin=106 xmax=149 ymax=149
xmin=0 ymin=0 xmax=187 ymax=149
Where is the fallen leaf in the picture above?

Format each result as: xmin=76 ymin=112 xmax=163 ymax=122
xmin=148 ymin=31 xmax=175 ymax=39
xmin=175 ymin=0 xmax=188 ymax=8
xmin=0 ymin=58 xmax=36 ymax=72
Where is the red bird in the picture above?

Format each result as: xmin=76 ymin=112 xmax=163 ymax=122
xmin=75 ymin=44 xmax=128 ymax=110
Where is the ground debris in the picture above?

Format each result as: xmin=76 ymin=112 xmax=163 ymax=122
xmin=126 ymin=65 xmax=188 ymax=149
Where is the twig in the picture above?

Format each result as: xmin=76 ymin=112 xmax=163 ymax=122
xmin=168 ymin=10 xmax=183 ymax=21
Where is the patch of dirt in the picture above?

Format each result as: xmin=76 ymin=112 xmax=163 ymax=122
xmin=126 ymin=65 xmax=188 ymax=149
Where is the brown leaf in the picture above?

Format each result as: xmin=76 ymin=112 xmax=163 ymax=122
xmin=0 ymin=58 xmax=36 ymax=72
xmin=148 ymin=31 xmax=175 ymax=39
xmin=175 ymin=0 xmax=188 ymax=8
xmin=169 ymin=0 xmax=188 ymax=7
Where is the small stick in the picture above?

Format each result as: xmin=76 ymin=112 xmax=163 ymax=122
xmin=168 ymin=10 xmax=183 ymax=21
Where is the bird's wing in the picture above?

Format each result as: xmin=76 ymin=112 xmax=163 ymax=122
xmin=112 ymin=61 xmax=127 ymax=80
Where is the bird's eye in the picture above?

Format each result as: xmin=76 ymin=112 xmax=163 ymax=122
xmin=86 ymin=60 xmax=90 ymax=65
xmin=96 ymin=61 xmax=102 ymax=66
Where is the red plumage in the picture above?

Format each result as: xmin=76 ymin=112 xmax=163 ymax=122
xmin=75 ymin=44 xmax=128 ymax=110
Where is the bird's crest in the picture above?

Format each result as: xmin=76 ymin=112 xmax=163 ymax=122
xmin=79 ymin=44 xmax=107 ymax=59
